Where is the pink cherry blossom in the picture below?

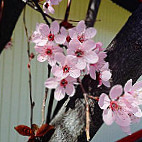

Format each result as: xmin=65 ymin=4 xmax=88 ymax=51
xmin=69 ymin=20 xmax=97 ymax=43
xmin=124 ymin=79 xmax=142 ymax=105
xmin=88 ymin=51 xmax=107 ymax=80
xmin=43 ymin=1 xmax=55 ymax=14
xmin=98 ymin=85 xmax=131 ymax=127
xmin=67 ymin=39 xmax=98 ymax=70
xmin=50 ymin=0 xmax=62 ymax=5
xmin=60 ymin=27 xmax=76 ymax=46
xmin=45 ymin=76 xmax=76 ymax=101
xmin=34 ymin=42 xmax=63 ymax=65
xmin=52 ymin=53 xmax=80 ymax=78
xmin=31 ymin=21 xmax=66 ymax=46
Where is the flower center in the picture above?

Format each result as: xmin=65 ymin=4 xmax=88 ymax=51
xmin=60 ymin=79 xmax=68 ymax=87
xmin=78 ymin=35 xmax=85 ymax=43
xmin=110 ymin=101 xmax=118 ymax=111
xmin=45 ymin=3 xmax=49 ymax=8
xmin=75 ymin=50 xmax=84 ymax=57
xmin=63 ymin=65 xmax=70 ymax=73
xmin=48 ymin=33 xmax=54 ymax=41
xmin=66 ymin=36 xmax=71 ymax=43
xmin=46 ymin=48 xmax=52 ymax=55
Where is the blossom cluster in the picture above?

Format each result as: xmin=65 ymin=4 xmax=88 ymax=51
xmin=31 ymin=20 xmax=112 ymax=101
xmin=98 ymin=79 xmax=142 ymax=134
xmin=43 ymin=0 xmax=62 ymax=14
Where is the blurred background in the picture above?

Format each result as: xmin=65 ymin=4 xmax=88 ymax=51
xmin=1 ymin=0 xmax=141 ymax=142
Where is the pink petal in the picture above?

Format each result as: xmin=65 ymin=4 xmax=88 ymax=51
xmin=109 ymin=85 xmax=123 ymax=100
xmin=54 ymin=34 xmax=66 ymax=44
xmin=51 ymin=65 xmax=63 ymax=77
xmin=132 ymin=81 xmax=142 ymax=91
xmin=103 ymin=109 xmax=114 ymax=125
xmin=102 ymin=81 xmax=111 ymax=88
xmin=85 ymin=27 xmax=97 ymax=39
xmin=115 ymin=110 xmax=131 ymax=126
xmin=124 ymin=79 xmax=132 ymax=92
xmin=69 ymin=68 xmax=80 ymax=78
xmin=39 ymin=23 xmax=50 ymax=37
xmin=48 ymin=5 xmax=55 ymax=14
xmin=76 ymin=20 xmax=86 ymax=34
xmin=133 ymin=106 xmax=142 ymax=117
xmin=69 ymin=39 xmax=81 ymax=50
xmin=66 ymin=55 xmax=77 ymax=66
xmin=54 ymin=86 xmax=65 ymax=101
xmin=84 ymin=51 xmax=99 ymax=64
xmin=37 ymin=54 xmax=47 ymax=62
xmin=82 ymin=40 xmax=96 ymax=51
xmin=65 ymin=84 xmax=75 ymax=97
xmin=50 ymin=21 xmax=59 ymax=34
xmin=66 ymin=76 xmax=77 ymax=83
xmin=98 ymin=93 xmax=110 ymax=109
xmin=69 ymin=29 xmax=76 ymax=38
xmin=55 ymin=52 xmax=66 ymax=66
xmin=101 ymin=70 xmax=112 ymax=81
xmin=89 ymin=65 xmax=96 ymax=80
xmin=75 ymin=58 xmax=86 ymax=70
xmin=45 ymin=77 xmax=58 ymax=88
xmin=60 ymin=27 xmax=68 ymax=36
xmin=48 ymin=57 xmax=56 ymax=66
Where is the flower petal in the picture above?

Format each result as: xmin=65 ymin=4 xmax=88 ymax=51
xmin=132 ymin=81 xmax=142 ymax=91
xmin=109 ymin=85 xmax=123 ymax=100
xmin=50 ymin=21 xmax=59 ymax=34
xmin=75 ymin=58 xmax=86 ymax=70
xmin=54 ymin=34 xmax=66 ymax=44
xmin=98 ymin=93 xmax=110 ymax=109
xmin=84 ymin=51 xmax=99 ymax=64
xmin=37 ymin=54 xmax=47 ymax=62
xmin=51 ymin=65 xmax=63 ymax=77
xmin=55 ymin=53 xmax=66 ymax=66
xmin=65 ymin=84 xmax=75 ymax=97
xmin=54 ymin=86 xmax=65 ymax=101
xmin=82 ymin=40 xmax=96 ymax=51
xmin=124 ymin=79 xmax=132 ymax=93
xmin=69 ymin=39 xmax=81 ymax=50
xmin=85 ymin=27 xmax=97 ymax=39
xmin=101 ymin=70 xmax=112 ymax=81
xmin=45 ymin=77 xmax=58 ymax=88
xmin=39 ymin=23 xmax=50 ymax=37
xmin=103 ymin=109 xmax=114 ymax=125
xmin=69 ymin=68 xmax=80 ymax=78
xmin=76 ymin=20 xmax=86 ymax=34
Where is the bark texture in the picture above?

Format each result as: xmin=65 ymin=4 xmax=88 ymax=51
xmin=0 ymin=0 xmax=25 ymax=53
xmin=47 ymin=3 xmax=142 ymax=142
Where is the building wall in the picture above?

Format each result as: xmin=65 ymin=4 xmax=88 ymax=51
xmin=0 ymin=0 xmax=133 ymax=142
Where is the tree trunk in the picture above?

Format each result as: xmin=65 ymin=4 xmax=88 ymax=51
xmin=0 ymin=0 xmax=25 ymax=53
xmin=47 ymin=3 xmax=142 ymax=142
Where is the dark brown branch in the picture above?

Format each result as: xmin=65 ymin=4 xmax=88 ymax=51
xmin=64 ymin=0 xmax=72 ymax=21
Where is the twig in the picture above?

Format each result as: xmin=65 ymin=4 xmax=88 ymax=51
xmin=32 ymin=0 xmax=50 ymax=25
xmin=87 ymin=95 xmax=99 ymax=101
xmin=23 ymin=7 xmax=34 ymax=128
xmin=78 ymin=78 xmax=90 ymax=141
xmin=64 ymin=0 xmax=72 ymax=21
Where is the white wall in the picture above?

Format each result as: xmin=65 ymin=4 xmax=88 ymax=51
xmin=0 ymin=0 xmax=132 ymax=142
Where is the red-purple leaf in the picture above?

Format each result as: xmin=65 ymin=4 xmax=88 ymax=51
xmin=14 ymin=125 xmax=34 ymax=137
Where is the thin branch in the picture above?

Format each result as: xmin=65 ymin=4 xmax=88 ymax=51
xmin=64 ymin=0 xmax=72 ymax=21
xmin=79 ymin=78 xmax=90 ymax=141
xmin=23 ymin=7 xmax=34 ymax=128
xmin=32 ymin=0 xmax=50 ymax=25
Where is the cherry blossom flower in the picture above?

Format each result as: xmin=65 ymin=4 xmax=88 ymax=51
xmin=60 ymin=27 xmax=76 ymax=46
xmin=67 ymin=39 xmax=98 ymax=70
xmin=31 ymin=21 xmax=66 ymax=46
xmin=69 ymin=20 xmax=97 ymax=43
xmin=45 ymin=76 xmax=76 ymax=101
xmin=88 ymin=51 xmax=107 ymax=80
xmin=52 ymin=53 xmax=80 ymax=78
xmin=124 ymin=79 xmax=142 ymax=105
xmin=50 ymin=0 xmax=62 ymax=5
xmin=98 ymin=63 xmax=112 ymax=87
xmin=43 ymin=1 xmax=55 ymax=14
xmin=5 ymin=40 xmax=12 ymax=49
xmin=34 ymin=42 xmax=63 ymax=65
xmin=98 ymin=85 xmax=131 ymax=128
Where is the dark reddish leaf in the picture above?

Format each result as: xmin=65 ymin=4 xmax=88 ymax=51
xmin=36 ymin=124 xmax=54 ymax=137
xmin=14 ymin=125 xmax=34 ymax=136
